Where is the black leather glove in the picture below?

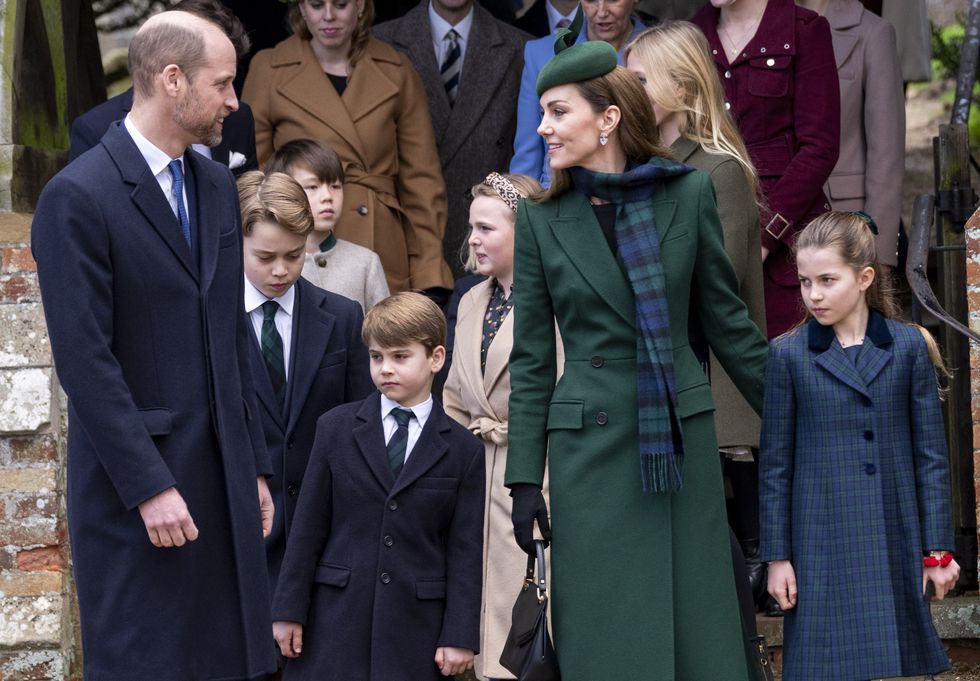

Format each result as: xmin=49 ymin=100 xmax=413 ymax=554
xmin=510 ymin=483 xmax=551 ymax=556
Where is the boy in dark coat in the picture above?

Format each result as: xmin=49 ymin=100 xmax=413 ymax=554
xmin=272 ymin=293 xmax=485 ymax=681
xmin=236 ymin=171 xmax=373 ymax=595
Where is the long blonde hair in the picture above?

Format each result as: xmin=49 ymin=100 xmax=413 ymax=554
xmin=624 ymin=21 xmax=758 ymax=197
xmin=796 ymin=212 xmax=948 ymax=383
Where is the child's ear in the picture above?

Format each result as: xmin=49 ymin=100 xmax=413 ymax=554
xmin=858 ymin=265 xmax=875 ymax=291
xmin=429 ymin=345 xmax=446 ymax=373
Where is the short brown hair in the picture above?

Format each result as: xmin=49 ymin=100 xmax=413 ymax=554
xmin=129 ymin=19 xmax=207 ymax=98
xmin=264 ymin=138 xmax=345 ymax=185
xmin=362 ymin=292 xmax=446 ymax=354
xmin=541 ymin=66 xmax=674 ymax=201
xmin=237 ymin=171 xmax=314 ymax=237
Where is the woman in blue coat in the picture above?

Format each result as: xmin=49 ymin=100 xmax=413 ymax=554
xmin=760 ymin=211 xmax=959 ymax=681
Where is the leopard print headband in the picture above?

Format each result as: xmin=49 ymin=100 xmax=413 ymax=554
xmin=483 ymin=172 xmax=521 ymax=213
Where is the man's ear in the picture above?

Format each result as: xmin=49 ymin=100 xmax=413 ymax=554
xmin=161 ymin=64 xmax=183 ymax=97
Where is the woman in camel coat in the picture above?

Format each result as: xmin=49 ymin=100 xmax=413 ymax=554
xmin=442 ymin=173 xmax=561 ymax=680
xmin=242 ymin=0 xmax=452 ymax=293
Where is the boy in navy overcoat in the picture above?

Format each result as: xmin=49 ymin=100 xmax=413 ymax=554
xmin=273 ymin=293 xmax=485 ymax=681
xmin=236 ymin=171 xmax=374 ymax=593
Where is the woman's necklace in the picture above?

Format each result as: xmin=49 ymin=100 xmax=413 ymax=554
xmin=719 ymin=9 xmax=764 ymax=59
xmin=837 ymin=336 xmax=864 ymax=348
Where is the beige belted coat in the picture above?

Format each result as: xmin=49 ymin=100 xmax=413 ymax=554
xmin=243 ymin=35 xmax=453 ymax=292
xmin=442 ymin=279 xmax=561 ymax=680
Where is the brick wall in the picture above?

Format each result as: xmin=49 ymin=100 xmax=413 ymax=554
xmin=0 ymin=214 xmax=77 ymax=680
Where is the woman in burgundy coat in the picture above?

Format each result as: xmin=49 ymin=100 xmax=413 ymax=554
xmin=693 ymin=0 xmax=840 ymax=338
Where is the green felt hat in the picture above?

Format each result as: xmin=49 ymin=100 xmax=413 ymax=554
xmin=535 ymin=7 xmax=618 ymax=98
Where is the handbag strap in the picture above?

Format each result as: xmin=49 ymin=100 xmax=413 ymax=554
xmin=529 ymin=540 xmax=547 ymax=598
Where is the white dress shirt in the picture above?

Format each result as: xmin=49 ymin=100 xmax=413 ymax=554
xmin=124 ymin=115 xmax=188 ymax=223
xmin=546 ymin=0 xmax=577 ymax=34
xmin=429 ymin=1 xmax=475 ymax=74
xmin=381 ymin=393 xmax=434 ymax=464
xmin=244 ymin=277 xmax=295 ymax=380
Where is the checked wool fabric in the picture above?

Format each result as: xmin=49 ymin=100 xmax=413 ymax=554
xmin=260 ymin=300 xmax=286 ymax=407
xmin=387 ymin=408 xmax=414 ymax=478
xmin=760 ymin=313 xmax=952 ymax=681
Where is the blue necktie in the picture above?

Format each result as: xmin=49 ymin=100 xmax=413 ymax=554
xmin=167 ymin=159 xmax=192 ymax=248
xmin=387 ymin=408 xmax=415 ymax=479
xmin=441 ymin=29 xmax=461 ymax=106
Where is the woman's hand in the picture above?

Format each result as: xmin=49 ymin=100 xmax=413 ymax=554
xmin=923 ymin=557 xmax=960 ymax=600
xmin=510 ymin=483 xmax=551 ymax=555
xmin=767 ymin=559 xmax=797 ymax=610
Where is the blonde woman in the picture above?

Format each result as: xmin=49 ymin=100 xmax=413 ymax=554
xmin=442 ymin=172 xmax=559 ymax=681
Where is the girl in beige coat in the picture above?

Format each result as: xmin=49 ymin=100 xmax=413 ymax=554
xmin=443 ymin=173 xmax=560 ymax=680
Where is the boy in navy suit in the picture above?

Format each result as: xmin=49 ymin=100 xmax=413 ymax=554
xmin=237 ymin=170 xmax=373 ymax=595
xmin=272 ymin=293 xmax=485 ymax=680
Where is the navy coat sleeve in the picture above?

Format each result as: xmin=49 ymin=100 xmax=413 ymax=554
xmin=759 ymin=336 xmax=797 ymax=562
xmin=32 ymin=174 xmax=177 ymax=509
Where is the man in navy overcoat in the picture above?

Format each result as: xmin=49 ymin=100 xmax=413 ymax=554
xmin=31 ymin=10 xmax=277 ymax=681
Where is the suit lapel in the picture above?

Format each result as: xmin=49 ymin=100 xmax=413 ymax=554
xmin=440 ymin=7 xmax=511 ymax=165
xmin=285 ymin=283 xmax=336 ymax=435
xmin=455 ymin=281 xmax=501 ymax=418
xmin=104 ymin=123 xmax=199 ymax=283
xmin=353 ymin=395 xmax=393 ymax=492
xmin=813 ymin=343 xmax=871 ymax=398
xmin=248 ymin=320 xmax=286 ymax=429
xmin=344 ymin=44 xmax=401 ymax=133
xmin=187 ymin=151 xmax=224 ymax=291
xmin=392 ymin=408 xmax=449 ymax=496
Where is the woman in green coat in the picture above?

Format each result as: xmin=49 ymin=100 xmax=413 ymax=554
xmin=505 ymin=15 xmax=769 ymax=681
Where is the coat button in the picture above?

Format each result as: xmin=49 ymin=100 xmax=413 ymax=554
xmin=315 ymin=255 xmax=328 ymax=268
xmin=388 ymin=499 xmax=398 ymax=511
xmin=287 ymin=482 xmax=298 ymax=497
xmin=766 ymin=58 xmax=775 ymax=66
xmin=863 ymin=430 xmax=874 ymax=441
xmin=357 ymin=205 xmax=369 ymax=216
xmin=760 ymin=46 xmax=767 ymax=53
xmin=380 ymin=572 xmax=391 ymax=584
xmin=864 ymin=463 xmax=876 ymax=475
xmin=784 ymin=43 xmax=790 ymax=49
xmin=286 ymin=437 xmax=295 ymax=449
xmin=724 ymin=70 xmax=731 ymax=79
xmin=384 ymin=535 xmax=394 ymax=547
xmin=595 ymin=411 xmax=608 ymax=426
xmin=591 ymin=355 xmax=604 ymax=368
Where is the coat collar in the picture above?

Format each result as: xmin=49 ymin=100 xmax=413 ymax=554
xmin=824 ymin=0 xmax=864 ymax=30
xmin=269 ymin=36 xmax=401 ymax=172
xmin=669 ymin=137 xmax=699 ymax=164
xmin=455 ymin=279 xmax=512 ymax=407
xmin=548 ymin=184 xmax=677 ymax=326
xmin=808 ymin=309 xmax=893 ymax=397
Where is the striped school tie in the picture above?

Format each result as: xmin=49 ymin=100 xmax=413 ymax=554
xmin=260 ymin=300 xmax=286 ymax=408
xmin=441 ymin=28 xmax=461 ymax=106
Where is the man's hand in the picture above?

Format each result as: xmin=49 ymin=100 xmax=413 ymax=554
xmin=138 ymin=487 xmax=199 ymax=548
xmin=273 ymin=621 xmax=303 ymax=658
xmin=767 ymin=559 xmax=798 ymax=610
xmin=434 ymin=646 xmax=474 ymax=677
xmin=257 ymin=476 xmax=274 ymax=538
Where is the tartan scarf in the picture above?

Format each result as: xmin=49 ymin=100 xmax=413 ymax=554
xmin=570 ymin=157 xmax=694 ymax=493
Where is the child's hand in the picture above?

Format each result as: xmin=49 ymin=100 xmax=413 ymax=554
xmin=923 ymin=557 xmax=960 ymax=600
xmin=767 ymin=559 xmax=798 ymax=610
xmin=434 ymin=646 xmax=474 ymax=677
xmin=273 ymin=620 xmax=303 ymax=658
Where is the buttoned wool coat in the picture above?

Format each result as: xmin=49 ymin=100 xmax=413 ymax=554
xmin=442 ymin=279 xmax=562 ymax=679
xmin=273 ymin=394 xmax=486 ymax=681
xmin=671 ymin=137 xmax=766 ymax=448
xmin=693 ymin=0 xmax=840 ymax=338
xmin=243 ymin=35 xmax=453 ymax=292
xmin=760 ymin=313 xmax=952 ymax=681
xmin=31 ymin=122 xmax=276 ymax=680
xmin=822 ymin=0 xmax=905 ymax=267
xmin=374 ymin=4 xmax=530 ymax=279
xmin=252 ymin=277 xmax=374 ymax=593
xmin=505 ymin=170 xmax=769 ymax=681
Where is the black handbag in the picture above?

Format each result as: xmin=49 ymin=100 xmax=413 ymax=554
xmin=499 ymin=540 xmax=560 ymax=681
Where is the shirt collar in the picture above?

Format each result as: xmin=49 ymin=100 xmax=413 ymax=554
xmin=429 ymin=1 xmax=475 ymax=45
xmin=243 ymin=276 xmax=296 ymax=316
xmin=380 ymin=392 xmax=434 ymax=422
xmin=318 ymin=231 xmax=338 ymax=252
xmin=124 ymin=114 xmax=182 ymax=177
xmin=545 ymin=0 xmax=577 ymax=33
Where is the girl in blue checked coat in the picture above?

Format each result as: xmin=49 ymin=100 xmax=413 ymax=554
xmin=760 ymin=211 xmax=960 ymax=681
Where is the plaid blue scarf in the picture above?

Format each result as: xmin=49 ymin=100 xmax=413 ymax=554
xmin=570 ymin=158 xmax=694 ymax=493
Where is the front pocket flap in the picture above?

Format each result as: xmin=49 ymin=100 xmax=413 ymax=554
xmin=138 ymin=408 xmax=173 ymax=436
xmin=414 ymin=477 xmax=459 ymax=490
xmin=675 ymin=384 xmax=715 ymax=419
xmin=546 ymin=400 xmax=583 ymax=430
xmin=314 ymin=563 xmax=351 ymax=587
xmin=320 ymin=348 xmax=347 ymax=369
xmin=510 ymin=590 xmax=546 ymax=644
xmin=750 ymin=55 xmax=791 ymax=70
xmin=416 ymin=578 xmax=446 ymax=599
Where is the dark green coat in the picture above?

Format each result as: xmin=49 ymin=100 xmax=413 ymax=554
xmin=506 ymin=170 xmax=768 ymax=680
